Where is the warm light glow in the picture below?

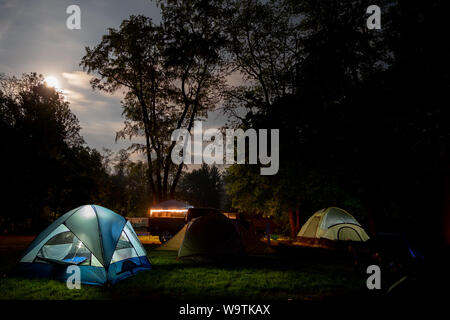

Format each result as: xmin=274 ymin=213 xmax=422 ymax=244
xmin=44 ymin=76 xmax=60 ymax=89
xmin=149 ymin=208 xmax=189 ymax=217
xmin=150 ymin=209 xmax=189 ymax=213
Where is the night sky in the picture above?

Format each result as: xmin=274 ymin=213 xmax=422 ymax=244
xmin=0 ymin=0 xmax=229 ymax=157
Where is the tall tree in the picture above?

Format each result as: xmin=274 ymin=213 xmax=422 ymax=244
xmin=158 ymin=0 xmax=227 ymax=198
xmin=222 ymin=0 xmax=301 ymax=109
xmin=81 ymin=4 xmax=226 ymax=203
xmin=223 ymin=0 xmax=388 ymax=236
xmin=81 ymin=16 xmax=167 ymax=205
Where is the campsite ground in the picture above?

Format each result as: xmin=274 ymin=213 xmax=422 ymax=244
xmin=0 ymin=237 xmax=369 ymax=301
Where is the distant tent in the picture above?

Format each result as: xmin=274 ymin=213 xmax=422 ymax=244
xmin=157 ymin=224 xmax=188 ymax=251
xmin=179 ymin=213 xmax=245 ymax=260
xmin=157 ymin=213 xmax=243 ymax=259
xmin=297 ymin=207 xmax=369 ymax=241
xmin=16 ymin=205 xmax=151 ymax=285
xmin=157 ymin=212 xmax=273 ymax=257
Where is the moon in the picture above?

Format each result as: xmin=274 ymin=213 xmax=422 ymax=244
xmin=44 ymin=76 xmax=60 ymax=89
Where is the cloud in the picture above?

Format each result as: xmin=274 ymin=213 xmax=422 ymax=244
xmin=61 ymin=87 xmax=109 ymax=115
xmin=62 ymin=89 xmax=88 ymax=105
xmin=62 ymin=71 xmax=92 ymax=89
xmin=0 ymin=1 xmax=23 ymax=42
xmin=62 ymin=71 xmax=126 ymax=100
xmin=226 ymin=70 xmax=245 ymax=86
xmin=60 ymin=71 xmax=121 ymax=114
xmin=58 ymin=70 xmax=130 ymax=151
xmin=81 ymin=120 xmax=124 ymax=136
xmin=0 ymin=0 xmax=229 ymax=158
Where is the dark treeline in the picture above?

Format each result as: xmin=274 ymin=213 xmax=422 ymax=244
xmin=177 ymin=164 xmax=226 ymax=209
xmin=0 ymin=72 xmax=226 ymax=231
xmin=223 ymin=0 xmax=449 ymax=250
xmin=0 ymin=73 xmax=150 ymax=231
xmin=0 ymin=72 xmax=225 ymax=231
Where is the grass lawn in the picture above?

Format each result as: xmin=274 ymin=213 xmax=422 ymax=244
xmin=0 ymin=243 xmax=369 ymax=300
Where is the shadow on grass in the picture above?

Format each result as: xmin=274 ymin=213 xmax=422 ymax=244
xmin=0 ymin=244 xmax=368 ymax=301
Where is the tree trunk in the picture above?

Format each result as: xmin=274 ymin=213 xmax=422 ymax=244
xmin=366 ymin=206 xmax=376 ymax=237
xmin=162 ymin=70 xmax=193 ymax=199
xmin=168 ymin=84 xmax=202 ymax=198
xmin=137 ymin=96 xmax=157 ymax=204
xmin=288 ymin=208 xmax=296 ymax=239
xmin=443 ymin=164 xmax=450 ymax=246
xmin=169 ymin=163 xmax=184 ymax=198
xmin=295 ymin=204 xmax=301 ymax=234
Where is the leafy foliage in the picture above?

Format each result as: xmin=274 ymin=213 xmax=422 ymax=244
xmin=177 ymin=164 xmax=224 ymax=208
xmin=0 ymin=74 xmax=101 ymax=227
xmin=0 ymin=74 xmax=151 ymax=230
xmin=223 ymin=0 xmax=449 ymax=243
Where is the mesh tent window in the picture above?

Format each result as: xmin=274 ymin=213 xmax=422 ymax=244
xmin=337 ymin=226 xmax=363 ymax=241
xmin=110 ymin=231 xmax=139 ymax=263
xmin=36 ymin=230 xmax=92 ymax=265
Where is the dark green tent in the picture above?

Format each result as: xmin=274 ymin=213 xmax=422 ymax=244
xmin=178 ymin=213 xmax=245 ymax=260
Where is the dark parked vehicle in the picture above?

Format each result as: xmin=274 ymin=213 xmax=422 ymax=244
xmin=149 ymin=208 xmax=222 ymax=243
xmin=185 ymin=207 xmax=222 ymax=222
xmin=148 ymin=216 xmax=186 ymax=243
xmin=146 ymin=205 xmax=275 ymax=243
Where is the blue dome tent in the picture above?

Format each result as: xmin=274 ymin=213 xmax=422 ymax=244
xmin=16 ymin=205 xmax=151 ymax=285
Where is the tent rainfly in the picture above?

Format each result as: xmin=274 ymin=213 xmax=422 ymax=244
xmin=157 ymin=211 xmax=273 ymax=258
xmin=297 ymin=207 xmax=370 ymax=241
xmin=16 ymin=205 xmax=151 ymax=285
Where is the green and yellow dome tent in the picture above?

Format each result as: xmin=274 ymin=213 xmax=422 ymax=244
xmin=297 ymin=207 xmax=369 ymax=241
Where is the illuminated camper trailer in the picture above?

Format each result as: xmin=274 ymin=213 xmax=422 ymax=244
xmin=148 ymin=200 xmax=193 ymax=242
